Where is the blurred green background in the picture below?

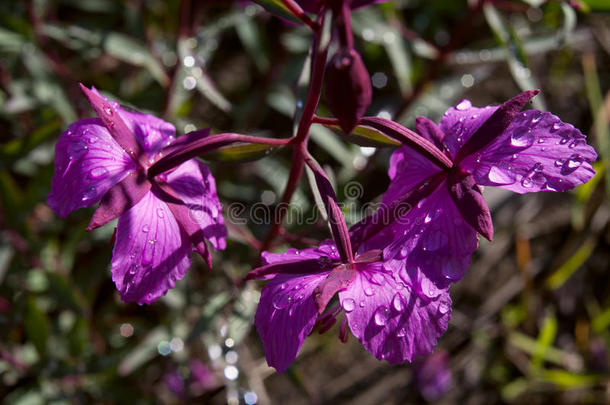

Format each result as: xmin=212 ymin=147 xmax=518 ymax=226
xmin=0 ymin=0 xmax=609 ymax=403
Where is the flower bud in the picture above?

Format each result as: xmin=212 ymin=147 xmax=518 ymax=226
xmin=324 ymin=48 xmax=372 ymax=134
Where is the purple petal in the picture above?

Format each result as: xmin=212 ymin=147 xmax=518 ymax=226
xmin=245 ymin=258 xmax=335 ymax=281
xmin=338 ymin=263 xmax=451 ymax=363
xmin=384 ymin=145 xmax=444 ymax=205
xmin=313 ymin=265 xmax=358 ymax=313
xmin=446 ymin=171 xmax=493 ymax=241
xmin=88 ymin=171 xmax=152 ymax=230
xmin=261 ymin=239 xmax=340 ymax=265
xmin=120 ymin=110 xmax=176 ymax=158
xmin=415 ymin=116 xmax=446 ymax=151
xmin=254 ymin=271 xmax=328 ymax=373
xmin=79 ymin=84 xmax=146 ymax=165
xmin=438 ymin=101 xmax=497 ymax=160
xmin=455 ymin=90 xmax=539 ymax=162
xmin=163 ymin=159 xmax=227 ymax=250
xmin=47 ymin=118 xmax=136 ymax=217
xmin=111 ymin=191 xmax=191 ymax=305
xmin=462 ymin=110 xmax=597 ymax=193
xmin=380 ymin=182 xmax=479 ymax=287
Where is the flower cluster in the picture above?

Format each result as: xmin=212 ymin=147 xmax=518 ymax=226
xmin=47 ymin=0 xmax=597 ymax=373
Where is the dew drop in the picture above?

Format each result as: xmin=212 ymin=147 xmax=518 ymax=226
xmin=88 ymin=167 xmax=109 ymax=180
xmin=510 ymin=126 xmax=534 ymax=148
xmin=142 ymin=224 xmax=150 ymax=233
xmin=87 ymin=136 xmax=98 ymax=144
xmin=396 ymin=328 xmax=407 ymax=338
xmin=551 ymin=122 xmax=563 ymax=132
xmin=279 ymin=283 xmax=286 ymax=291
xmin=68 ymin=141 xmax=88 ymax=160
xmin=364 ymin=286 xmax=375 ymax=296
xmin=568 ymin=139 xmax=580 ymax=149
xmin=373 ymin=306 xmax=390 ymax=326
xmin=129 ymin=264 xmax=138 ymax=275
xmin=81 ymin=186 xmax=97 ymax=201
xmin=272 ymin=294 xmax=291 ymax=309
xmin=424 ymin=209 xmax=442 ymax=224
xmin=359 ymin=300 xmax=365 ymax=308
xmin=157 ymin=208 xmax=165 ymax=218
xmin=370 ymin=273 xmax=385 ymax=286
xmin=142 ymin=240 xmax=155 ymax=265
xmin=342 ymin=298 xmax=356 ymax=313
xmin=438 ymin=300 xmax=450 ymax=314
xmin=392 ymin=293 xmax=404 ymax=312
xmin=561 ymin=154 xmax=582 ymax=174
xmin=537 ymin=138 xmax=544 ymax=144
xmin=521 ymin=177 xmax=533 ymax=188
xmin=455 ymin=100 xmax=471 ymax=111
xmin=531 ymin=113 xmax=542 ymax=123
xmin=487 ymin=164 xmax=516 ymax=185
xmin=103 ymin=106 xmax=113 ymax=116
xmin=554 ymin=159 xmax=563 ymax=167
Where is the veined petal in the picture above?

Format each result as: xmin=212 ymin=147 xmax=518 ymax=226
xmin=384 ymin=145 xmax=444 ymax=205
xmin=261 ymin=239 xmax=341 ymax=265
xmin=111 ymin=191 xmax=191 ymax=305
xmin=47 ymin=118 xmax=135 ymax=217
xmin=380 ymin=182 xmax=479 ymax=287
xmin=438 ymin=100 xmax=497 ymax=160
xmin=338 ymin=263 xmax=451 ymax=363
xmin=462 ymin=110 xmax=597 ymax=193
xmin=120 ymin=109 xmax=176 ymax=158
xmin=164 ymin=159 xmax=227 ymax=250
xmin=254 ymin=272 xmax=328 ymax=373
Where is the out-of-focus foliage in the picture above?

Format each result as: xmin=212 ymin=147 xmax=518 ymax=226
xmin=0 ymin=0 xmax=609 ymax=404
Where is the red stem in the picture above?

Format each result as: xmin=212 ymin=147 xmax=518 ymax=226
xmin=259 ymin=11 xmax=330 ymax=252
xmin=280 ymin=0 xmax=319 ymax=31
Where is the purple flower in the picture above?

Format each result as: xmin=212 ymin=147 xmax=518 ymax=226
xmin=246 ymin=240 xmax=450 ymax=372
xmin=360 ymin=91 xmax=597 ymax=290
xmin=47 ymin=85 xmax=226 ymax=304
xmin=413 ymin=350 xmax=452 ymax=402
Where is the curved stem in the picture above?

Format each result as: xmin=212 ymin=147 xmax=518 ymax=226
xmin=148 ymin=132 xmax=292 ymax=177
xmin=259 ymin=11 xmax=329 ymax=252
xmin=280 ymin=0 xmax=318 ymax=31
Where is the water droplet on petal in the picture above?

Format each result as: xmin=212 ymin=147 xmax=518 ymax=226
xmin=272 ymin=294 xmax=291 ymax=309
xmin=359 ymin=300 xmax=365 ymax=308
xmin=392 ymin=293 xmax=404 ymax=312
xmin=157 ymin=208 xmax=165 ymax=218
xmin=364 ymin=286 xmax=375 ymax=296
xmin=455 ymin=100 xmax=471 ymax=111
xmin=554 ymin=159 xmax=563 ymax=167
xmin=510 ymin=126 xmax=534 ymax=148
xmin=88 ymin=167 xmax=109 ymax=180
xmin=142 ymin=224 xmax=150 ymax=233
xmin=87 ymin=136 xmax=98 ymax=144
xmin=370 ymin=273 xmax=385 ymax=286
xmin=142 ymin=239 xmax=155 ymax=265
xmin=342 ymin=298 xmax=356 ymax=313
xmin=279 ymin=283 xmax=286 ymax=290
xmin=487 ymin=163 xmax=516 ymax=185
xmin=81 ymin=186 xmax=97 ymax=201
xmin=521 ymin=177 xmax=534 ymax=188
xmin=561 ymin=154 xmax=582 ymax=174
xmin=104 ymin=106 xmax=113 ymax=116
xmin=531 ymin=113 xmax=542 ymax=123
xmin=396 ymin=328 xmax=407 ymax=338
xmin=69 ymin=141 xmax=88 ymax=160
xmin=438 ymin=300 xmax=450 ymax=314
xmin=568 ymin=139 xmax=580 ymax=149
xmin=374 ymin=306 xmax=390 ymax=326
xmin=551 ymin=122 xmax=563 ymax=132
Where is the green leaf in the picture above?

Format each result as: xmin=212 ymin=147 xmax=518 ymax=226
xmin=203 ymin=142 xmax=281 ymax=162
xmin=545 ymin=237 xmax=597 ymax=290
xmin=251 ymin=0 xmax=303 ymax=24
xmin=320 ymin=123 xmax=401 ymax=147
xmin=540 ymin=370 xmax=601 ymax=389
xmin=24 ymin=296 xmax=50 ymax=358
xmin=581 ymin=0 xmax=610 ymax=11
xmin=102 ymin=32 xmax=169 ymax=87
